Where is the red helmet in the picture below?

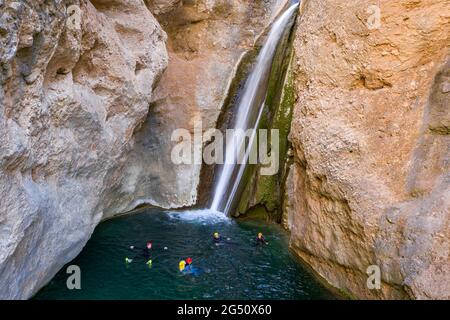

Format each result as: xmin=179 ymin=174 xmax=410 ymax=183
xmin=186 ymin=257 xmax=193 ymax=265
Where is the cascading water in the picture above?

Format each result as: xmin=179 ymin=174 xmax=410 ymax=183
xmin=210 ymin=3 xmax=299 ymax=215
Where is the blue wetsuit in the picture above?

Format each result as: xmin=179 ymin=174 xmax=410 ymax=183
xmin=183 ymin=264 xmax=203 ymax=276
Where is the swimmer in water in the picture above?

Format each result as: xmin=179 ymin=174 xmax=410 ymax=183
xmin=144 ymin=241 xmax=153 ymax=258
xmin=179 ymin=258 xmax=203 ymax=276
xmin=185 ymin=257 xmax=193 ymax=272
xmin=256 ymin=232 xmax=269 ymax=245
xmin=126 ymin=241 xmax=154 ymax=266
xmin=179 ymin=260 xmax=186 ymax=272
xmin=213 ymin=232 xmax=237 ymax=246
xmin=213 ymin=232 xmax=222 ymax=243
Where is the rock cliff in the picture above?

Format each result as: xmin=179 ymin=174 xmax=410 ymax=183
xmin=0 ymin=0 xmax=167 ymax=299
xmin=286 ymin=0 xmax=449 ymax=299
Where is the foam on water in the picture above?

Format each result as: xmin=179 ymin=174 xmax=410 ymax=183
xmin=167 ymin=209 xmax=231 ymax=224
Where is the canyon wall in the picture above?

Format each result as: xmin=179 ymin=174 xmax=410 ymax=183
xmin=0 ymin=0 xmax=168 ymax=299
xmin=1 ymin=0 xmax=447 ymax=301
xmin=287 ymin=0 xmax=449 ymax=299
xmin=0 ymin=0 xmax=289 ymax=299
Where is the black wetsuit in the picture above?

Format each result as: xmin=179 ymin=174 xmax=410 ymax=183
xmin=256 ymin=236 xmax=268 ymax=245
xmin=143 ymin=248 xmax=152 ymax=259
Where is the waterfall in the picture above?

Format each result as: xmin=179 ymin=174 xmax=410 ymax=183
xmin=210 ymin=3 xmax=299 ymax=215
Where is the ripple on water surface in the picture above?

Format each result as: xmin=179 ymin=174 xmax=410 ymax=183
xmin=35 ymin=209 xmax=336 ymax=300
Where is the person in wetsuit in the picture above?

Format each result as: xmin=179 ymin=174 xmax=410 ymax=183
xmin=213 ymin=232 xmax=222 ymax=243
xmin=144 ymin=242 xmax=152 ymax=258
xmin=144 ymin=242 xmax=153 ymax=266
xmin=213 ymin=232 xmax=238 ymax=246
xmin=185 ymin=257 xmax=193 ymax=271
xmin=256 ymin=232 xmax=269 ymax=245
xmin=126 ymin=241 xmax=153 ymax=265
xmin=179 ymin=257 xmax=203 ymax=276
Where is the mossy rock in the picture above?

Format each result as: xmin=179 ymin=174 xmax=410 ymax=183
xmin=237 ymin=41 xmax=297 ymax=220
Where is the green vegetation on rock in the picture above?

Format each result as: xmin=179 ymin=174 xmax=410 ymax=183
xmin=236 ymin=19 xmax=297 ymax=221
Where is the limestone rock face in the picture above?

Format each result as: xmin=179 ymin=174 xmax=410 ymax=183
xmin=0 ymin=0 xmax=168 ymax=299
xmin=288 ymin=0 xmax=450 ymax=299
xmin=122 ymin=0 xmax=290 ymax=209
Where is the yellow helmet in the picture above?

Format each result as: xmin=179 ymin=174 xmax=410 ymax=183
xmin=214 ymin=232 xmax=219 ymax=239
xmin=179 ymin=260 xmax=186 ymax=271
